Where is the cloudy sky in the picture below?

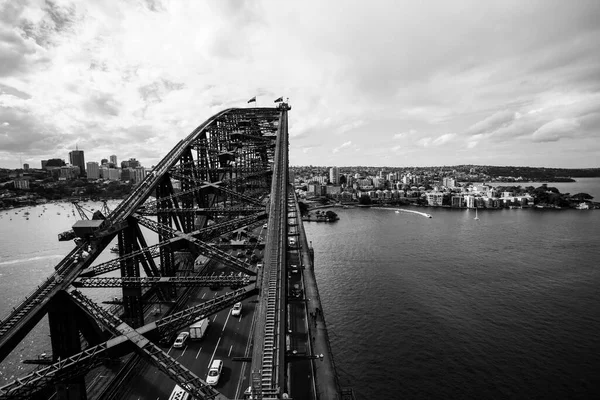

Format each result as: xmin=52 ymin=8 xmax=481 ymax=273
xmin=1 ymin=0 xmax=599 ymax=169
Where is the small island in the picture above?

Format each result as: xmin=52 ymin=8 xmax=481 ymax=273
xmin=302 ymin=210 xmax=339 ymax=222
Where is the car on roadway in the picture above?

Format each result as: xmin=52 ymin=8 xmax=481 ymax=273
xmin=231 ymin=302 xmax=242 ymax=316
xmin=263 ymin=223 xmax=268 ymax=229
xmin=206 ymin=359 xmax=223 ymax=386
xmin=173 ymin=332 xmax=189 ymax=348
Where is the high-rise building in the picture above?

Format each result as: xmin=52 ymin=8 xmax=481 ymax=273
xmin=133 ymin=167 xmax=147 ymax=184
xmin=121 ymin=158 xmax=141 ymax=169
xmin=23 ymin=163 xmax=29 ymax=170
xmin=69 ymin=149 xmax=86 ymax=176
xmin=41 ymin=160 xmax=48 ymax=169
xmin=329 ymin=166 xmax=339 ymax=185
xmin=107 ymin=168 xmax=120 ymax=181
xmin=87 ymin=162 xmax=100 ymax=179
xmin=101 ymin=158 xmax=108 ymax=165
xmin=110 ymin=155 xmax=117 ymax=166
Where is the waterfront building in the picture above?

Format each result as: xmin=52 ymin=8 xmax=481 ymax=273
xmin=69 ymin=149 xmax=86 ymax=177
xmin=329 ymin=166 xmax=339 ymax=185
xmin=426 ymin=191 xmax=444 ymax=206
xmin=465 ymin=195 xmax=476 ymax=208
xmin=487 ymin=189 xmax=499 ymax=198
xmin=325 ymin=184 xmax=341 ymax=197
xmin=340 ymin=191 xmax=353 ymax=202
xmin=86 ymin=162 xmax=100 ymax=179
xmin=451 ymin=196 xmax=463 ymax=208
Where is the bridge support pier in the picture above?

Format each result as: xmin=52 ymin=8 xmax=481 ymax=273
xmin=120 ymin=220 xmax=144 ymax=327
xmin=48 ymin=292 xmax=88 ymax=400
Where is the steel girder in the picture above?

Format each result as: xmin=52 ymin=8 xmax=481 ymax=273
xmin=0 ymin=287 xmax=257 ymax=399
xmin=133 ymin=214 xmax=257 ymax=276
xmin=80 ymin=212 xmax=266 ymax=278
xmin=73 ymin=276 xmax=254 ymax=288
xmin=0 ymin=107 xmax=281 ymax=396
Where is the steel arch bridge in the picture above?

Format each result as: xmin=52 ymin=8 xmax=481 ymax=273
xmin=0 ymin=104 xmax=339 ymax=399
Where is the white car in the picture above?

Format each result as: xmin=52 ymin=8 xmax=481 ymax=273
xmin=206 ymin=359 xmax=223 ymax=386
xmin=173 ymin=332 xmax=189 ymax=348
xmin=231 ymin=302 xmax=242 ymax=316
xmin=263 ymin=223 xmax=268 ymax=229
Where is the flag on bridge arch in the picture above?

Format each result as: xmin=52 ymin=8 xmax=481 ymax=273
xmin=247 ymin=96 xmax=256 ymax=103
xmin=274 ymin=96 xmax=283 ymax=103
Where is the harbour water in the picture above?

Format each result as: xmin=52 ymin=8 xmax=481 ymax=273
xmin=305 ymin=181 xmax=600 ymax=399
xmin=1 ymin=179 xmax=600 ymax=398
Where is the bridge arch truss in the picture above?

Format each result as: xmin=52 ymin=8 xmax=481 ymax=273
xmin=0 ymin=106 xmax=291 ymax=400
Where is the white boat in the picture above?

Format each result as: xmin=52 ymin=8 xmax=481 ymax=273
xmin=474 ymin=208 xmax=479 ymax=220
xmin=395 ymin=210 xmax=400 ymax=214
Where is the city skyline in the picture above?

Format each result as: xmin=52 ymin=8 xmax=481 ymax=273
xmin=1 ymin=1 xmax=599 ymax=169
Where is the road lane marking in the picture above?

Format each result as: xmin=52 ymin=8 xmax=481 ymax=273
xmin=202 ymin=293 xmax=206 ymax=299
xmin=228 ymin=345 xmax=233 ymax=357
xmin=235 ymin=307 xmax=258 ymax=399
xmin=196 ymin=346 xmax=203 ymax=359
xmin=167 ymin=346 xmax=173 ymax=355
xmin=208 ymin=336 xmax=222 ymax=369
xmin=222 ymin=309 xmax=231 ymax=331
xmin=213 ymin=314 xmax=218 ymax=322
xmin=182 ymin=345 xmax=187 ymax=356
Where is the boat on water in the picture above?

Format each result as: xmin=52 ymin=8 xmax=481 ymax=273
xmin=426 ymin=214 xmax=432 ymax=218
xmin=395 ymin=210 xmax=400 ymax=214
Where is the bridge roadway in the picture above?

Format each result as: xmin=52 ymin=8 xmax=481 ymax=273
xmin=122 ymin=287 xmax=259 ymax=399
xmin=0 ymin=104 xmax=346 ymax=399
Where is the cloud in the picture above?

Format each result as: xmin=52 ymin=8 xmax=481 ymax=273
xmin=417 ymin=137 xmax=431 ymax=147
xmin=1 ymin=0 xmax=600 ymax=168
xmin=336 ymin=120 xmax=364 ymax=134
xmin=393 ymin=129 xmax=417 ymax=140
xmin=531 ymin=118 xmax=580 ymax=142
xmin=466 ymin=110 xmax=517 ymax=136
xmin=332 ymin=141 xmax=352 ymax=153
xmin=432 ymin=133 xmax=456 ymax=146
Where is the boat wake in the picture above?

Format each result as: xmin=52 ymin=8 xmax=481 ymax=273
xmin=392 ymin=208 xmax=432 ymax=218
xmin=0 ymin=255 xmax=64 ymax=267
